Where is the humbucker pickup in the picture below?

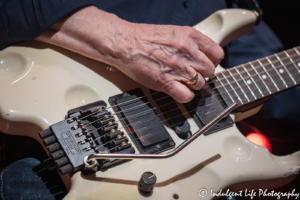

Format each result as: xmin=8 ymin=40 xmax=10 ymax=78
xmin=109 ymin=88 xmax=176 ymax=154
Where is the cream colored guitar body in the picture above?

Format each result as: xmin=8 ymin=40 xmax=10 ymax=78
xmin=0 ymin=9 xmax=299 ymax=200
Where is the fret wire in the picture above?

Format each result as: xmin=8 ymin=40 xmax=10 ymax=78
xmin=215 ymin=66 xmax=299 ymax=103
xmin=241 ymin=64 xmax=264 ymax=97
xmin=215 ymin=74 xmax=235 ymax=103
xmin=82 ymin=48 xmax=300 ymax=121
xmin=293 ymin=48 xmax=300 ymax=69
xmin=213 ymin=65 xmax=299 ymax=107
xmin=249 ymin=62 xmax=271 ymax=95
xmin=284 ymin=51 xmax=300 ymax=75
xmin=294 ymin=47 xmax=300 ymax=58
xmin=214 ymin=51 xmax=300 ymax=105
xmin=215 ymin=49 xmax=299 ymax=83
xmin=275 ymin=54 xmax=297 ymax=85
xmin=227 ymin=69 xmax=250 ymax=102
xmin=257 ymin=59 xmax=280 ymax=91
xmin=213 ymin=53 xmax=300 ymax=104
xmin=266 ymin=57 xmax=288 ymax=88
xmin=220 ymin=71 xmax=244 ymax=104
xmin=215 ymin=57 xmax=300 ymax=99
xmin=234 ymin=68 xmax=257 ymax=99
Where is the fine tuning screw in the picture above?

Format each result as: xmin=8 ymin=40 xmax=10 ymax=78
xmin=116 ymin=135 xmax=123 ymax=140
xmin=67 ymin=118 xmax=74 ymax=123
xmin=76 ymin=132 xmax=83 ymax=137
xmin=79 ymin=140 xmax=86 ymax=145
xmin=104 ymin=115 xmax=110 ymax=119
xmin=121 ymin=141 xmax=127 ymax=146
xmin=84 ymin=146 xmax=92 ymax=151
xmin=110 ymin=129 xmax=116 ymax=133
xmin=108 ymin=121 xmax=114 ymax=126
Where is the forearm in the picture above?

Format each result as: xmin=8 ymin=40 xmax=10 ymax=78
xmin=36 ymin=6 xmax=132 ymax=67
xmin=36 ymin=5 xmax=223 ymax=103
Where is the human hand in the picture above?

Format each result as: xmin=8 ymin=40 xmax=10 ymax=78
xmin=36 ymin=6 xmax=224 ymax=103
xmin=111 ymin=23 xmax=224 ymax=103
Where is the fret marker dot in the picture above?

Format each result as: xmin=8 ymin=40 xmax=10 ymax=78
xmin=298 ymin=62 xmax=300 ymax=67
xmin=247 ymin=80 xmax=252 ymax=85
xmin=279 ymin=69 xmax=284 ymax=73
xmin=262 ymin=75 xmax=267 ymax=79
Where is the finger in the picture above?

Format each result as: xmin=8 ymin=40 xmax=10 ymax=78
xmin=189 ymin=49 xmax=215 ymax=78
xmin=162 ymin=81 xmax=195 ymax=103
xmin=192 ymin=31 xmax=224 ymax=66
xmin=186 ymin=72 xmax=205 ymax=91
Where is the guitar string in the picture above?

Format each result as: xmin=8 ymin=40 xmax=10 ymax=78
xmin=79 ymin=49 xmax=300 ymax=151
xmin=79 ymin=50 xmax=300 ymax=121
xmin=78 ymin=49 xmax=300 ymax=121
xmin=82 ymin=100 xmax=222 ymax=151
xmin=78 ymin=56 xmax=300 ymax=138
xmin=84 ymin=98 xmax=211 ymax=139
xmin=93 ymin=47 xmax=300 ymax=147
xmin=81 ymin=74 xmax=300 ymax=150
xmin=80 ymin=54 xmax=300 ymax=126
xmin=89 ymin=96 xmax=237 ymax=152
xmin=83 ymin=62 xmax=300 ymax=149
xmin=86 ymin=75 xmax=274 ymax=146
xmin=107 ymin=113 xmax=218 ymax=152
xmin=215 ymin=62 xmax=300 ymax=103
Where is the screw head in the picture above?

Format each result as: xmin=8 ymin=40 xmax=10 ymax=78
xmin=170 ymin=142 xmax=175 ymax=145
xmin=124 ymin=93 xmax=130 ymax=97
xmin=229 ymin=120 xmax=233 ymax=124
xmin=116 ymin=135 xmax=123 ymax=140
xmin=110 ymin=97 xmax=115 ymax=101
xmin=216 ymin=123 xmax=220 ymax=127
xmin=156 ymin=144 xmax=161 ymax=149
xmin=121 ymin=141 xmax=127 ymax=146
xmin=173 ymin=194 xmax=179 ymax=199
xmin=110 ymin=129 xmax=116 ymax=133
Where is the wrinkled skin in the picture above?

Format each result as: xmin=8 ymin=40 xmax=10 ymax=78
xmin=37 ymin=6 xmax=224 ymax=103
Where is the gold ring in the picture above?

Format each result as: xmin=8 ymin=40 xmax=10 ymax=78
xmin=185 ymin=70 xmax=198 ymax=85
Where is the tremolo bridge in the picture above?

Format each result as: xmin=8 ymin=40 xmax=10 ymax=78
xmin=40 ymin=100 xmax=136 ymax=175
xmin=40 ymin=89 xmax=177 ymax=175
xmin=40 ymin=85 xmax=235 ymax=176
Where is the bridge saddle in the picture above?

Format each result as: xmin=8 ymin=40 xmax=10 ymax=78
xmin=39 ymin=100 xmax=135 ymax=175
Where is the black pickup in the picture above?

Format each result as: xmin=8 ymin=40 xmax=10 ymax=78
xmin=109 ymin=88 xmax=175 ymax=154
xmin=184 ymin=82 xmax=234 ymax=135
xmin=150 ymin=90 xmax=191 ymax=139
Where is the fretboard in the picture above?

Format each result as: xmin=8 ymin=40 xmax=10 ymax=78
xmin=214 ymin=46 xmax=300 ymax=107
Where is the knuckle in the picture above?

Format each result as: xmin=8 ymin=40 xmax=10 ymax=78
xmin=157 ymin=73 xmax=174 ymax=91
xmin=181 ymin=26 xmax=194 ymax=35
xmin=214 ymin=46 xmax=224 ymax=62
xmin=197 ymin=54 xmax=215 ymax=77
xmin=206 ymin=63 xmax=215 ymax=77
xmin=176 ymin=39 xmax=188 ymax=50
xmin=181 ymin=92 xmax=194 ymax=103
xmin=198 ymin=77 xmax=205 ymax=88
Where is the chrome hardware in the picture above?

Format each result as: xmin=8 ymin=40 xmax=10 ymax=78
xmin=85 ymin=103 xmax=237 ymax=162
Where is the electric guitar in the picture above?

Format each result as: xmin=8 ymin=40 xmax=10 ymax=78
xmin=0 ymin=9 xmax=299 ymax=200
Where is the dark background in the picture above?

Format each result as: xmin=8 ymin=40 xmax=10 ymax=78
xmin=257 ymin=0 xmax=300 ymax=49
xmin=238 ymin=1 xmax=300 ymax=199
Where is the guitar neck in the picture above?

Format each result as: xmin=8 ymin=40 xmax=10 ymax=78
xmin=214 ymin=46 xmax=300 ymax=107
